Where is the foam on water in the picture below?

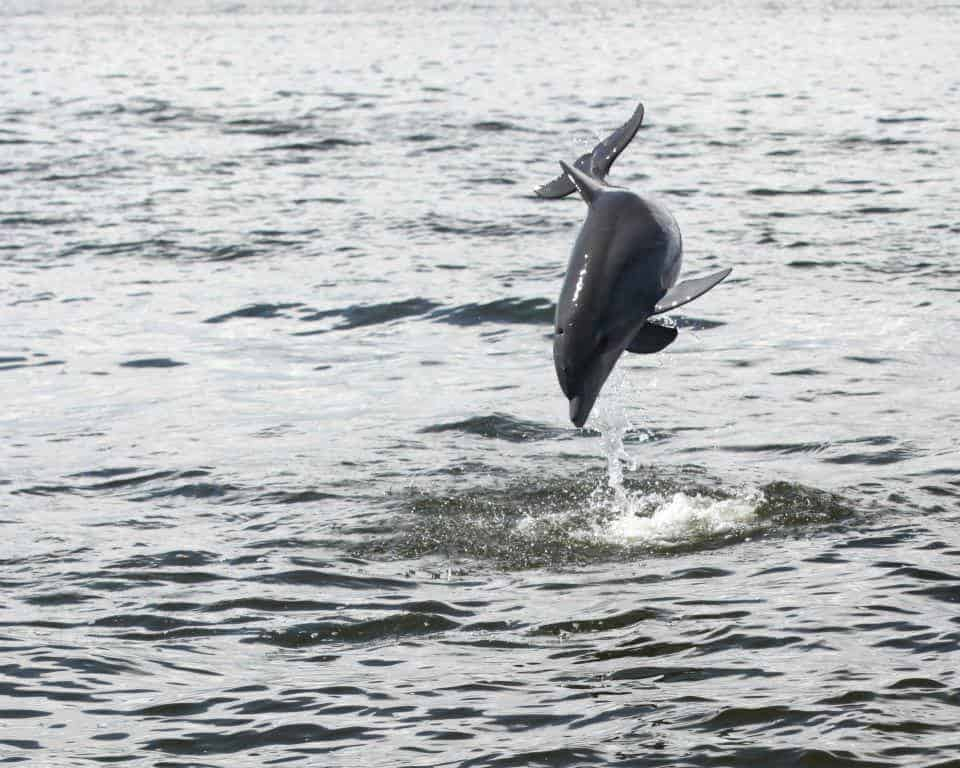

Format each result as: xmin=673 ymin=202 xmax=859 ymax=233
xmin=587 ymin=369 xmax=764 ymax=547
xmin=599 ymin=487 xmax=764 ymax=547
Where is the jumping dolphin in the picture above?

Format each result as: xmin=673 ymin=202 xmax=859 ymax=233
xmin=549 ymin=118 xmax=731 ymax=427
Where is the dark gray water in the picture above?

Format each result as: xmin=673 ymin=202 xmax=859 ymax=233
xmin=3 ymin=1 xmax=960 ymax=765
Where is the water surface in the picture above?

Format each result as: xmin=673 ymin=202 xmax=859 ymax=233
xmin=2 ymin=1 xmax=960 ymax=765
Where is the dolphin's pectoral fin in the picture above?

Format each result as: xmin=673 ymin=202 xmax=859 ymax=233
xmin=534 ymin=101 xmax=644 ymax=198
xmin=652 ymin=268 xmax=732 ymax=315
xmin=626 ymin=321 xmax=678 ymax=354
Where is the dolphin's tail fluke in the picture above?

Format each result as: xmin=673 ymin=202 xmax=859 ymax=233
xmin=535 ymin=151 xmax=594 ymax=199
xmin=652 ymin=268 xmax=732 ymax=315
xmin=535 ymin=101 xmax=644 ymax=199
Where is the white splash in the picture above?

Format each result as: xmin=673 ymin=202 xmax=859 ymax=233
xmin=600 ymin=487 xmax=763 ymax=547
xmin=584 ymin=370 xmax=764 ymax=548
xmin=590 ymin=367 xmax=643 ymax=505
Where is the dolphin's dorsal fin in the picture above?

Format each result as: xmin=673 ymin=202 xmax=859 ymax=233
xmin=559 ymin=160 xmax=604 ymax=206
xmin=626 ymin=319 xmax=678 ymax=354
xmin=652 ymin=268 xmax=732 ymax=315
xmin=535 ymin=102 xmax=644 ymax=199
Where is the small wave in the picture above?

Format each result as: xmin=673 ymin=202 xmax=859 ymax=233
xmin=823 ymin=449 xmax=914 ymax=466
xmin=41 ymin=166 xmax=134 ymax=184
xmin=852 ymin=206 xmax=914 ymax=215
xmin=748 ymin=187 xmax=828 ymax=197
xmin=1 ymin=214 xmax=76 ymax=227
xmin=93 ymin=612 xmax=209 ymax=634
xmin=119 ymin=358 xmax=187 ymax=368
xmin=259 ymin=138 xmax=367 ymax=152
xmin=839 ymin=135 xmax=912 ymax=147
xmin=394 ymin=212 xmax=560 ymax=240
xmin=471 ymin=120 xmax=527 ymax=132
xmin=204 ymin=302 xmax=304 ymax=324
xmin=207 ymin=245 xmax=262 ymax=261
xmin=81 ymin=469 xmax=177 ymax=490
xmin=58 ymin=239 xmax=263 ymax=262
xmin=13 ymin=469 xmax=232 ymax=501
xmin=818 ymin=435 xmax=916 ymax=466
xmin=145 ymin=722 xmax=375 ymax=756
xmin=844 ymin=355 xmax=898 ymax=364
xmin=420 ymin=413 xmax=566 ymax=442
xmin=92 ymin=99 xmax=215 ymax=127
xmin=292 ymin=196 xmax=345 ymax=205
xmin=788 ymin=259 xmax=845 ymax=269
xmin=772 ymin=367 xmax=826 ymax=377
xmin=0 ymin=353 xmax=64 ymax=372
xmin=130 ymin=482 xmax=239 ymax=501
xmin=223 ymin=119 xmax=304 ymax=136
xmin=531 ymin=607 xmax=661 ymax=636
xmin=407 ymin=143 xmax=479 ymax=156
xmin=294 ymin=298 xmax=440 ymax=334
xmin=254 ymin=569 xmax=412 ymax=591
xmin=251 ymin=489 xmax=340 ymax=505
xmin=877 ymin=115 xmax=929 ymax=124
xmin=249 ymin=613 xmax=461 ymax=648
xmin=466 ymin=176 xmax=517 ymax=186
xmin=109 ymin=551 xmax=220 ymax=569
xmin=429 ymin=297 xmax=554 ymax=326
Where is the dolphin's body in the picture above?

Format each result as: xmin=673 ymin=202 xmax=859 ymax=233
xmin=548 ymin=107 xmax=730 ymax=427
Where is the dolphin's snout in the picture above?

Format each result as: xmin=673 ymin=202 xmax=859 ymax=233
xmin=569 ymin=395 xmax=589 ymax=428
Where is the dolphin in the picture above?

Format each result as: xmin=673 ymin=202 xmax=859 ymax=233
xmin=552 ymin=160 xmax=731 ymax=428
xmin=535 ymin=102 xmax=645 ymax=199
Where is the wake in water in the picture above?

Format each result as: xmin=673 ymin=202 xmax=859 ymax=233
xmin=368 ymin=371 xmax=855 ymax=570
xmin=369 ymin=457 xmax=852 ymax=569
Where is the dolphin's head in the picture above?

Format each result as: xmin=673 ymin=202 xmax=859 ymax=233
xmin=553 ymin=301 xmax=634 ymax=428
xmin=553 ymin=261 xmax=643 ymax=427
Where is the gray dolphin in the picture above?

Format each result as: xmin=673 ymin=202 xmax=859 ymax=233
xmin=552 ymin=160 xmax=731 ymax=428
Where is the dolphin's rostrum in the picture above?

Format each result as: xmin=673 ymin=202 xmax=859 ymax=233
xmin=548 ymin=104 xmax=731 ymax=427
